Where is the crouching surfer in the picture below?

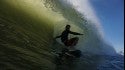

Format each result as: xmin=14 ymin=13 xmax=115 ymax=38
xmin=55 ymin=25 xmax=83 ymax=58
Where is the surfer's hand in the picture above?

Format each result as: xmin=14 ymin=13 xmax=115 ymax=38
xmin=54 ymin=36 xmax=59 ymax=40
xmin=80 ymin=34 xmax=84 ymax=35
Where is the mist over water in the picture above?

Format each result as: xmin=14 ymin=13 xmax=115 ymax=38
xmin=44 ymin=0 xmax=116 ymax=55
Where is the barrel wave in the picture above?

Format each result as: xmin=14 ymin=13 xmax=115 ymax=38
xmin=0 ymin=0 xmax=118 ymax=70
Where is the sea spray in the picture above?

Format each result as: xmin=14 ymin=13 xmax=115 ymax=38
xmin=43 ymin=0 xmax=116 ymax=55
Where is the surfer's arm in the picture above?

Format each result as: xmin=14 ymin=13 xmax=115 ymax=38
xmin=55 ymin=35 xmax=62 ymax=39
xmin=69 ymin=31 xmax=83 ymax=35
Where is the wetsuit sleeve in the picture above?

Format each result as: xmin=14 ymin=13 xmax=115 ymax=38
xmin=69 ymin=31 xmax=83 ymax=35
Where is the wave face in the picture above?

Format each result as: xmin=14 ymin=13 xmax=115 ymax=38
xmin=0 ymin=0 xmax=117 ymax=70
xmin=43 ymin=0 xmax=116 ymax=55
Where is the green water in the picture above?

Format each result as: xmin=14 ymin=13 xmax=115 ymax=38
xmin=0 ymin=1 xmax=56 ymax=70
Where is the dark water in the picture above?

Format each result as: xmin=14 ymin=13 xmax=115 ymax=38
xmin=97 ymin=55 xmax=124 ymax=70
xmin=53 ymin=53 xmax=124 ymax=70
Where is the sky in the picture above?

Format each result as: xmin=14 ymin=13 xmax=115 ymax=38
xmin=89 ymin=0 xmax=124 ymax=52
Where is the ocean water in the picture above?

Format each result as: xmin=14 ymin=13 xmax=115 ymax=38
xmin=0 ymin=0 xmax=124 ymax=70
xmin=97 ymin=55 xmax=124 ymax=70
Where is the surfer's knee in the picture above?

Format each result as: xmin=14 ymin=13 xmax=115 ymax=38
xmin=76 ymin=37 xmax=79 ymax=40
xmin=74 ymin=37 xmax=79 ymax=41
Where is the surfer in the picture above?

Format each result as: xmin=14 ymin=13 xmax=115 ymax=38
xmin=55 ymin=25 xmax=83 ymax=47
xmin=55 ymin=25 xmax=83 ymax=58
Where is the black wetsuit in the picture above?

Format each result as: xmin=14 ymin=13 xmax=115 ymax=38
xmin=57 ymin=30 xmax=82 ymax=43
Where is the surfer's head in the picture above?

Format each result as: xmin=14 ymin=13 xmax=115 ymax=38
xmin=65 ymin=25 xmax=71 ymax=30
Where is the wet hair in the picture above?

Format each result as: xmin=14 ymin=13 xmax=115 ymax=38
xmin=65 ymin=25 xmax=71 ymax=29
xmin=66 ymin=25 xmax=70 ymax=27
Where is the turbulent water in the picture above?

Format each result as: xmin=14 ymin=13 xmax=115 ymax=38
xmin=0 ymin=0 xmax=124 ymax=70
